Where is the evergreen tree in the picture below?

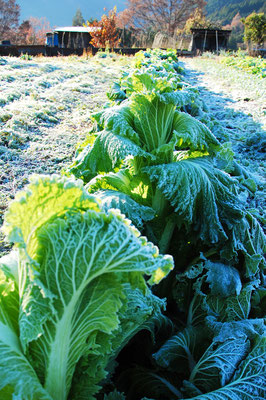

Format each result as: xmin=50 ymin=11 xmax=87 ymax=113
xmin=206 ymin=0 xmax=266 ymax=25
xmin=72 ymin=8 xmax=85 ymax=26
xmin=242 ymin=11 xmax=266 ymax=47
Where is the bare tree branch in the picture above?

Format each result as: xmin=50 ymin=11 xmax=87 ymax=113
xmin=118 ymin=0 xmax=206 ymax=35
xmin=0 ymin=0 xmax=20 ymax=39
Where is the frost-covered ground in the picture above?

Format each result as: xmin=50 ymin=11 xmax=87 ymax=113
xmin=182 ymin=56 xmax=265 ymax=127
xmin=0 ymin=54 xmax=132 ymax=253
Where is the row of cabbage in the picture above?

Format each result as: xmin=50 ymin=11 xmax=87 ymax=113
xmin=0 ymin=49 xmax=265 ymax=400
xmin=219 ymin=51 xmax=266 ymax=78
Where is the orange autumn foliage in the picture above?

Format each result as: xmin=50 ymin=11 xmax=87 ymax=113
xmin=85 ymin=7 xmax=120 ymax=49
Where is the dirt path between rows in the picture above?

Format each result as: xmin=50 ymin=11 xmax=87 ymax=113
xmin=181 ymin=57 xmax=265 ymax=224
xmin=181 ymin=57 xmax=266 ymax=126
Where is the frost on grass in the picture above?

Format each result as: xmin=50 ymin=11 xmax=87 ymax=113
xmin=0 ymin=55 xmax=130 ymax=255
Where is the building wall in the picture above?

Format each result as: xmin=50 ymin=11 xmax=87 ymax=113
xmin=47 ymin=32 xmax=92 ymax=49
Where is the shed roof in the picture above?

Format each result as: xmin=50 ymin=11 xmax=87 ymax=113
xmin=53 ymin=26 xmax=98 ymax=33
xmin=191 ymin=28 xmax=231 ymax=35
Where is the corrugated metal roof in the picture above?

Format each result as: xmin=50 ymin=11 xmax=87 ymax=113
xmin=53 ymin=26 xmax=99 ymax=33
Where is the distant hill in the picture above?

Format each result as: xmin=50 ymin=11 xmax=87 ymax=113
xmin=206 ymin=0 xmax=266 ymax=25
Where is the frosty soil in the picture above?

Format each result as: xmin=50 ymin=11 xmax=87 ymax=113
xmin=0 ymin=55 xmax=129 ymax=253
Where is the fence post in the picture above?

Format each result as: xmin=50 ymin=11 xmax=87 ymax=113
xmin=203 ymin=30 xmax=207 ymax=52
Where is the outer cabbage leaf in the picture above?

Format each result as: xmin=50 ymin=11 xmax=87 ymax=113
xmin=107 ymin=82 xmax=127 ymax=102
xmin=206 ymin=317 xmax=265 ymax=343
xmin=86 ymin=169 xmax=151 ymax=207
xmin=26 ymin=210 xmax=172 ymax=398
xmin=70 ymin=286 xmax=166 ymax=399
xmin=185 ymin=262 xmax=258 ymax=324
xmin=68 ymin=130 xmax=153 ymax=182
xmin=220 ymin=213 xmax=266 ymax=278
xmin=203 ymin=289 xmax=253 ymax=323
xmin=205 ymin=261 xmax=242 ymax=298
xmin=153 ymin=327 xmax=197 ymax=371
xmin=67 ymin=133 xmax=114 ymax=181
xmin=86 ymin=169 xmax=135 ymax=194
xmin=172 ymin=112 xmax=220 ymax=154
xmin=103 ymin=391 xmax=126 ymax=400
xmin=2 ymin=174 xmax=100 ymax=250
xmin=0 ymin=250 xmax=19 ymax=285
xmin=92 ymin=103 xmax=138 ymax=143
xmin=183 ymin=336 xmax=266 ymax=400
xmin=0 ymin=330 xmax=52 ymax=400
xmin=0 ymin=262 xmax=52 ymax=400
xmin=225 ymin=284 xmax=254 ymax=321
xmin=188 ymin=337 xmax=250 ymax=392
xmin=251 ymin=287 xmax=266 ymax=318
xmin=93 ymin=189 xmax=155 ymax=228
xmin=143 ymin=158 xmax=243 ymax=243
xmin=0 ymin=253 xmax=19 ymax=337
xmin=110 ymin=284 xmax=167 ymax=355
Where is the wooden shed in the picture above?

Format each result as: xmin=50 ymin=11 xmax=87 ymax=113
xmin=45 ymin=26 xmax=98 ymax=54
xmin=190 ymin=29 xmax=231 ymax=53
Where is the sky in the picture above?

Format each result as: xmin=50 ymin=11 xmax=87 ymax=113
xmin=17 ymin=0 xmax=126 ymax=28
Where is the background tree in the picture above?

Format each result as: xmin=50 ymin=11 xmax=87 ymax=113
xmin=0 ymin=0 xmax=20 ymax=41
xmin=25 ymin=17 xmax=51 ymax=45
xmin=72 ymin=8 xmax=85 ymax=26
xmin=16 ymin=20 xmax=31 ymax=44
xmin=118 ymin=0 xmax=206 ymax=36
xmin=86 ymin=7 xmax=120 ymax=49
xmin=182 ymin=7 xmax=221 ymax=34
xmin=223 ymin=13 xmax=245 ymax=50
xmin=87 ymin=17 xmax=98 ymax=24
xmin=242 ymin=12 xmax=266 ymax=48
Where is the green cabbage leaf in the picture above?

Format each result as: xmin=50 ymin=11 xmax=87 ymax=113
xmin=183 ymin=335 xmax=266 ymax=400
xmin=0 ymin=258 xmax=52 ymax=400
xmin=143 ymin=158 xmax=243 ymax=243
xmin=0 ymin=175 xmax=173 ymax=400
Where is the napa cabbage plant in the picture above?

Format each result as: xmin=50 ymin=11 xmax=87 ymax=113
xmin=68 ymin=87 xmax=244 ymax=256
xmin=0 ymin=174 xmax=173 ymax=400
xmin=107 ymin=65 xmax=191 ymax=104
xmin=133 ymin=48 xmax=183 ymax=74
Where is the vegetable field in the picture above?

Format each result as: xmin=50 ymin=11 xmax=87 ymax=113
xmin=219 ymin=52 xmax=266 ymax=78
xmin=0 ymin=51 xmax=265 ymax=400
